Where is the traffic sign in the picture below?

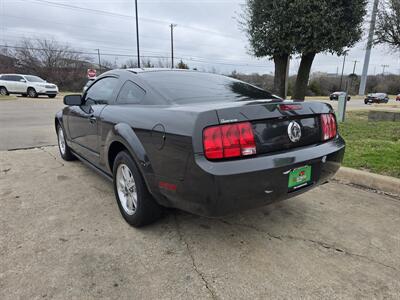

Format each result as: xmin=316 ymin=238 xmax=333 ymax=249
xmin=87 ymin=69 xmax=96 ymax=79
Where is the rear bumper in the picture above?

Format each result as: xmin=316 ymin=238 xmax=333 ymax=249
xmin=160 ymin=136 xmax=345 ymax=217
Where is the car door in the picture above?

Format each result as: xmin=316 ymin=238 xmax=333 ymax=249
xmin=12 ymin=75 xmax=27 ymax=93
xmin=66 ymin=76 xmax=119 ymax=165
xmin=2 ymin=75 xmax=17 ymax=92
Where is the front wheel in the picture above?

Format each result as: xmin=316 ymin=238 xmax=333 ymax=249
xmin=57 ymin=125 xmax=75 ymax=161
xmin=48 ymin=95 xmax=56 ymax=98
xmin=113 ymin=151 xmax=163 ymax=227
xmin=28 ymin=88 xmax=38 ymax=98
xmin=0 ymin=87 xmax=8 ymax=96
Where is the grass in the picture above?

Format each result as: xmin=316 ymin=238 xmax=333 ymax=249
xmin=0 ymin=95 xmax=17 ymax=101
xmin=339 ymin=111 xmax=400 ymax=178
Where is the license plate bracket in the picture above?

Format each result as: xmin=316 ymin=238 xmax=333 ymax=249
xmin=288 ymin=165 xmax=312 ymax=190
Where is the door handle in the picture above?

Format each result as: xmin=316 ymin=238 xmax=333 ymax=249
xmin=89 ymin=116 xmax=97 ymax=124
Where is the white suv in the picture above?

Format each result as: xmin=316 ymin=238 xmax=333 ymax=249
xmin=0 ymin=74 xmax=59 ymax=98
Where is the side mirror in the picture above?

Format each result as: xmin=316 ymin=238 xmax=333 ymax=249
xmin=20 ymin=79 xmax=26 ymax=82
xmin=64 ymin=94 xmax=83 ymax=106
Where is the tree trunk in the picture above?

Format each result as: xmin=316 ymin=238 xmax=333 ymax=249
xmin=293 ymin=52 xmax=316 ymax=100
xmin=273 ymin=54 xmax=289 ymax=98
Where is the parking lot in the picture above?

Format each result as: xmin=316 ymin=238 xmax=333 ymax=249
xmin=1 ymin=96 xmax=400 ymax=299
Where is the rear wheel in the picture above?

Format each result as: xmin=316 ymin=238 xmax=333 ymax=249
xmin=48 ymin=95 xmax=56 ymax=98
xmin=0 ymin=87 xmax=8 ymax=96
xmin=113 ymin=151 xmax=162 ymax=227
xmin=57 ymin=125 xmax=75 ymax=161
xmin=28 ymin=88 xmax=38 ymax=98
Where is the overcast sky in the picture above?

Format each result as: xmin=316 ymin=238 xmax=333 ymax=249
xmin=0 ymin=0 xmax=399 ymax=75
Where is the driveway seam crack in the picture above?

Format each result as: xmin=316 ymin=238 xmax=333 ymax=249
xmin=219 ymin=219 xmax=399 ymax=273
xmin=174 ymin=214 xmax=217 ymax=300
xmin=40 ymin=147 xmax=64 ymax=167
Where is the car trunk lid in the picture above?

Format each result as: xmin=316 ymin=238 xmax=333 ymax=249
xmin=215 ymin=101 xmax=331 ymax=155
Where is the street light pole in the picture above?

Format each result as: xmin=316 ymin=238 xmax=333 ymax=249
xmin=135 ymin=0 xmax=140 ymax=68
xmin=358 ymin=0 xmax=379 ymax=95
xmin=170 ymin=24 xmax=176 ymax=68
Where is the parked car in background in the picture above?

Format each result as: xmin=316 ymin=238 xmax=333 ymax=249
xmin=0 ymin=74 xmax=58 ymax=98
xmin=82 ymin=78 xmax=95 ymax=93
xmin=329 ymin=91 xmax=351 ymax=101
xmin=396 ymin=94 xmax=400 ymax=101
xmin=364 ymin=93 xmax=389 ymax=104
xmin=56 ymin=69 xmax=345 ymax=227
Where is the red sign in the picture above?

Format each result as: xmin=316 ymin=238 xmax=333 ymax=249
xmin=87 ymin=69 xmax=96 ymax=79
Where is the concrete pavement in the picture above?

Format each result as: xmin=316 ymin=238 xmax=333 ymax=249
xmin=1 ymin=146 xmax=400 ymax=299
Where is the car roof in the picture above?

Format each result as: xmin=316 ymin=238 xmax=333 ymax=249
xmin=0 ymin=74 xmax=39 ymax=77
xmin=125 ymin=68 xmax=196 ymax=74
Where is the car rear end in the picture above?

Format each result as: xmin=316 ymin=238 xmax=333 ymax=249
xmin=164 ymin=101 xmax=345 ymax=217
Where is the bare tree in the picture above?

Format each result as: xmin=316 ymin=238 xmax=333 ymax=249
xmin=13 ymin=39 xmax=92 ymax=91
xmin=375 ymin=0 xmax=400 ymax=52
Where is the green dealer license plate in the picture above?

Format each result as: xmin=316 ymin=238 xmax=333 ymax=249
xmin=288 ymin=165 xmax=312 ymax=190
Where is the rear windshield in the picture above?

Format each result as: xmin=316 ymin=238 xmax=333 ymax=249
xmin=140 ymin=71 xmax=281 ymax=104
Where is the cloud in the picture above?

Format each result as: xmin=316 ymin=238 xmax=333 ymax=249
xmin=0 ymin=0 xmax=397 ymax=75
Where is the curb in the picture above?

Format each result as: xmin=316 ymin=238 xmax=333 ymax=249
xmin=334 ymin=167 xmax=400 ymax=196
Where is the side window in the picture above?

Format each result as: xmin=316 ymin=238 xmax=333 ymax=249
xmin=14 ymin=75 xmax=24 ymax=82
xmin=117 ymin=80 xmax=146 ymax=104
xmin=3 ymin=75 xmax=13 ymax=81
xmin=85 ymin=77 xmax=119 ymax=104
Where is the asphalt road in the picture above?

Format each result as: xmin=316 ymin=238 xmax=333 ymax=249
xmin=0 ymin=96 xmax=399 ymax=151
xmin=1 ymin=147 xmax=399 ymax=299
xmin=0 ymin=96 xmax=65 ymax=150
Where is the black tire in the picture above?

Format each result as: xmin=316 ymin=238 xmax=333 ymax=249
xmin=27 ymin=88 xmax=38 ymax=98
xmin=48 ymin=95 xmax=56 ymax=98
xmin=0 ymin=86 xmax=8 ymax=96
xmin=21 ymin=93 xmax=28 ymax=97
xmin=112 ymin=151 xmax=163 ymax=227
xmin=57 ymin=124 xmax=75 ymax=161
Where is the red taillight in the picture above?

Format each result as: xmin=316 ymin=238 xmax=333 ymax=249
xmin=203 ymin=126 xmax=223 ymax=159
xmin=203 ymin=122 xmax=256 ymax=160
xmin=321 ymin=113 xmax=337 ymax=141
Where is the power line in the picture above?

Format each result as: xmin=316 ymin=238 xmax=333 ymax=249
xmin=22 ymin=0 xmax=242 ymax=40
xmin=0 ymin=44 xmax=274 ymax=69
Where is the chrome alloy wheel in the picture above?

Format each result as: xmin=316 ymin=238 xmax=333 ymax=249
xmin=58 ymin=126 xmax=66 ymax=155
xmin=116 ymin=164 xmax=138 ymax=215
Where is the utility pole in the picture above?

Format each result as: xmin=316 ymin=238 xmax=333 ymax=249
xmin=170 ymin=24 xmax=177 ymax=68
xmin=96 ymin=48 xmax=101 ymax=73
xmin=358 ymin=0 xmax=379 ymax=95
xmin=381 ymin=64 xmax=389 ymax=75
xmin=352 ymin=60 xmax=359 ymax=74
xmin=339 ymin=52 xmax=347 ymax=90
xmin=135 ymin=0 xmax=140 ymax=68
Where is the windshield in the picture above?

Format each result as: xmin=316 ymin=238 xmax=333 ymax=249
xmin=141 ymin=71 xmax=281 ymax=104
xmin=25 ymin=75 xmax=45 ymax=82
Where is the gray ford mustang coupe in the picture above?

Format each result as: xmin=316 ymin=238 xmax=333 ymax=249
xmin=55 ymin=69 xmax=345 ymax=227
